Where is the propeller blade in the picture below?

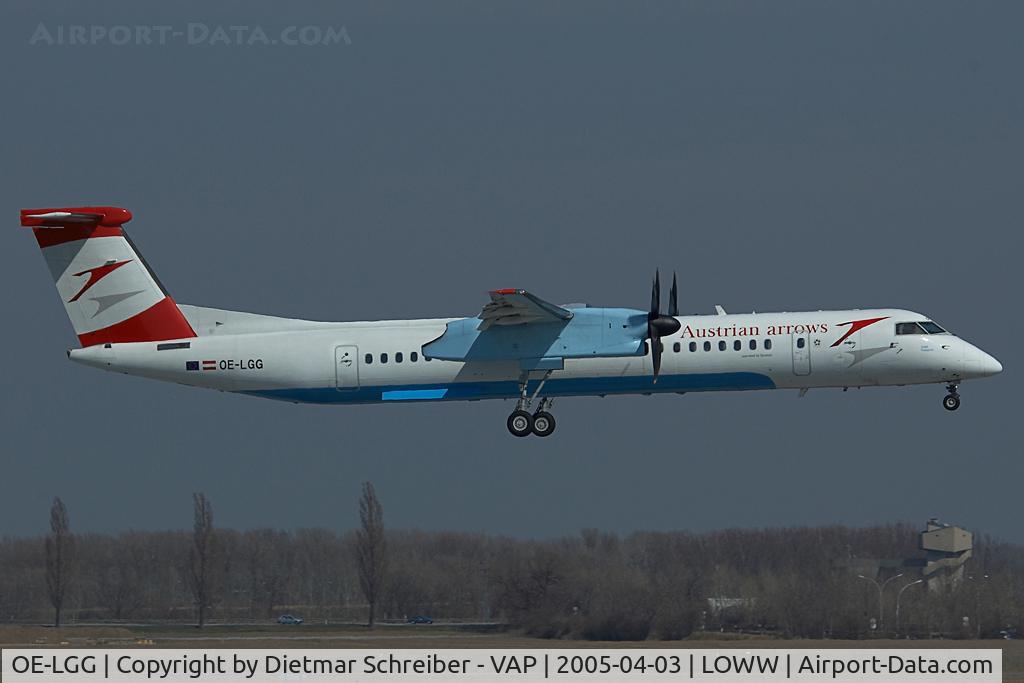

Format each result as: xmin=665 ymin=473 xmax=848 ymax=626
xmin=650 ymin=270 xmax=661 ymax=316
xmin=669 ymin=272 xmax=679 ymax=317
xmin=650 ymin=326 xmax=662 ymax=383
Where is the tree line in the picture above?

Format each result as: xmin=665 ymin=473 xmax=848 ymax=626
xmin=2 ymin=490 xmax=1022 ymax=640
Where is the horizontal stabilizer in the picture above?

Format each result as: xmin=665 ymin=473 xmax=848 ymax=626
xmin=21 ymin=206 xmax=133 ymax=228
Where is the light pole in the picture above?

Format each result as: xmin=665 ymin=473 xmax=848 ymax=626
xmin=858 ymin=572 xmax=904 ymax=634
xmin=895 ymin=579 xmax=924 ymax=636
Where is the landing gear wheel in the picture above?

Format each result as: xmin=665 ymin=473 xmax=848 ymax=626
xmin=532 ymin=411 xmax=556 ymax=437
xmin=943 ymin=394 xmax=961 ymax=411
xmin=507 ymin=410 xmax=534 ymax=437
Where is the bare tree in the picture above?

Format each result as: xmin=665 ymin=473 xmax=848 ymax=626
xmin=244 ymin=529 xmax=291 ymax=618
xmin=357 ymin=482 xmax=386 ymax=627
xmin=45 ymin=497 xmax=74 ymax=627
xmin=295 ymin=528 xmax=346 ymax=623
xmin=3 ymin=519 xmax=1023 ymax=637
xmin=187 ymin=493 xmax=217 ymax=627
xmin=96 ymin=533 xmax=144 ymax=620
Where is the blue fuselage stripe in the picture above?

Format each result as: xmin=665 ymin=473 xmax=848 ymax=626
xmin=381 ymin=388 xmax=449 ymax=401
xmin=241 ymin=372 xmax=775 ymax=405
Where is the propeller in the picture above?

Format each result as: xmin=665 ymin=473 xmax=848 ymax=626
xmin=647 ymin=270 xmax=681 ymax=382
xmin=668 ymin=272 xmax=679 ymax=317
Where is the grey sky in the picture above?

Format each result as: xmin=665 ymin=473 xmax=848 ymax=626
xmin=1 ymin=1 xmax=1020 ymax=541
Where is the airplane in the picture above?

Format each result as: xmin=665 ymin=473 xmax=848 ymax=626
xmin=21 ymin=206 xmax=1002 ymax=437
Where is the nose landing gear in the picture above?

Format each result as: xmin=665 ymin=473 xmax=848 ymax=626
xmin=943 ymin=384 xmax=961 ymax=411
xmin=507 ymin=373 xmax=557 ymax=437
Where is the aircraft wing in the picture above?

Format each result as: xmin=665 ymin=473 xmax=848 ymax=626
xmin=424 ymin=288 xmax=640 ymax=367
xmin=477 ymin=288 xmax=574 ymax=330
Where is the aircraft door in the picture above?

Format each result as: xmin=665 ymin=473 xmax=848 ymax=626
xmin=335 ymin=345 xmax=360 ymax=390
xmin=791 ymin=332 xmax=811 ymax=376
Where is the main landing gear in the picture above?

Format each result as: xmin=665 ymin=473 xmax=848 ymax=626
xmin=507 ymin=373 xmax=557 ymax=437
xmin=507 ymin=401 xmax=557 ymax=438
xmin=943 ymin=384 xmax=961 ymax=411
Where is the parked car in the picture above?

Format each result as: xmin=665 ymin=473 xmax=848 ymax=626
xmin=277 ymin=614 xmax=304 ymax=625
xmin=407 ymin=616 xmax=433 ymax=624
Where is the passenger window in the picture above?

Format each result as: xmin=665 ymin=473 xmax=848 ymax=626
xmin=797 ymin=337 xmax=805 ymax=349
xmin=365 ymin=353 xmax=372 ymax=365
xmin=718 ymin=340 xmax=726 ymax=351
xmin=395 ymin=352 xmax=403 ymax=363
xmin=749 ymin=339 xmax=757 ymax=350
xmin=380 ymin=353 xmax=388 ymax=364
xmin=689 ymin=342 xmax=697 ymax=352
xmin=765 ymin=339 xmax=772 ymax=350
xmin=733 ymin=339 xmax=741 ymax=351
xmin=673 ymin=342 xmax=681 ymax=353
xmin=704 ymin=341 xmax=711 ymax=352
xmin=896 ymin=322 xmax=926 ymax=335
xmin=643 ymin=341 xmax=649 ymax=355
xmin=411 ymin=352 xmax=418 ymax=362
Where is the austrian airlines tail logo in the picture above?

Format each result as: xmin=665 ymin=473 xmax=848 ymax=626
xmin=67 ymin=260 xmax=133 ymax=302
xmin=830 ymin=316 xmax=888 ymax=347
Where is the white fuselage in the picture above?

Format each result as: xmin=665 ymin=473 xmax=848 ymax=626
xmin=68 ymin=307 xmax=1002 ymax=405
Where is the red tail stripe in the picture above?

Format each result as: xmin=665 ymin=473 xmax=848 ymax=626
xmin=33 ymin=225 xmax=123 ymax=249
xmin=77 ymin=297 xmax=197 ymax=347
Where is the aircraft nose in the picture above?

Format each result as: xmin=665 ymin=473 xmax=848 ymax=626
xmin=963 ymin=344 xmax=1002 ymax=378
xmin=979 ymin=350 xmax=1003 ymax=377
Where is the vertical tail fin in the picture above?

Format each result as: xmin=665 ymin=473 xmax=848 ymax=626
xmin=21 ymin=206 xmax=196 ymax=347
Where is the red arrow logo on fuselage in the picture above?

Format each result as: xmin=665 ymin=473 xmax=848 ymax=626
xmin=830 ymin=316 xmax=889 ymax=347
xmin=67 ymin=260 xmax=133 ymax=302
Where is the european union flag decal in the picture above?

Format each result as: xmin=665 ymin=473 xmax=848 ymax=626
xmin=185 ymin=361 xmax=200 ymax=371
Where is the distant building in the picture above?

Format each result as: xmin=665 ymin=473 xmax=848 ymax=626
xmin=920 ymin=518 xmax=973 ymax=590
xmin=707 ymin=597 xmax=756 ymax=614
xmin=835 ymin=518 xmax=973 ymax=590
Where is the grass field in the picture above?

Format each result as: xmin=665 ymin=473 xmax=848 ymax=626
xmin=2 ymin=624 xmax=1020 ymax=681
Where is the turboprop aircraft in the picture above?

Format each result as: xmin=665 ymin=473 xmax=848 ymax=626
xmin=21 ymin=206 xmax=1002 ymax=437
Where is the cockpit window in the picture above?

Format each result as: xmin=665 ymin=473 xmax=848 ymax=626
xmin=919 ymin=321 xmax=947 ymax=334
xmin=896 ymin=322 xmax=926 ymax=335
